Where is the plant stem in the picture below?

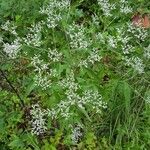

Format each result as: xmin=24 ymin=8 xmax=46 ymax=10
xmin=0 ymin=69 xmax=25 ymax=107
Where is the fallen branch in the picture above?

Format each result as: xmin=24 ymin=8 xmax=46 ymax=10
xmin=0 ymin=69 xmax=25 ymax=107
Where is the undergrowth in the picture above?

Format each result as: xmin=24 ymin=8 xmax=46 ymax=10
xmin=0 ymin=0 xmax=150 ymax=149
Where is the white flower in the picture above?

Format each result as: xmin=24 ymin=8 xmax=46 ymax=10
xmin=1 ymin=20 xmax=17 ymax=36
xmin=23 ymin=22 xmax=42 ymax=47
xmin=31 ymin=55 xmax=53 ymax=90
xmin=81 ymin=90 xmax=107 ymax=113
xmin=59 ymin=71 xmax=79 ymax=91
xmin=1 ymin=20 xmax=11 ymax=31
xmin=108 ymin=36 xmax=117 ymax=48
xmin=39 ymin=0 xmax=70 ymax=28
xmin=97 ymin=0 xmax=116 ymax=17
xmin=87 ymin=49 xmax=102 ymax=64
xmin=66 ymin=22 xmax=91 ymax=50
xmin=71 ymin=126 xmax=83 ymax=144
xmin=121 ymin=36 xmax=131 ymax=45
xmin=34 ymin=73 xmax=51 ymax=90
xmin=47 ymin=108 xmax=57 ymax=119
xmin=79 ymin=49 xmax=102 ymax=68
xmin=31 ymin=55 xmax=48 ymax=73
xmin=48 ymin=48 xmax=62 ymax=62
xmin=3 ymin=39 xmax=21 ymax=59
xmin=121 ymin=44 xmax=134 ymax=54
xmin=29 ymin=71 xmax=107 ymax=123
xmin=57 ymin=71 xmax=107 ymax=119
xmin=123 ymin=56 xmax=145 ymax=74
xmin=120 ymin=5 xmax=132 ymax=14
xmin=30 ymin=104 xmax=47 ymax=135
xmin=120 ymin=0 xmax=132 ymax=14
xmin=127 ymin=23 xmax=148 ymax=41
xmin=95 ymin=32 xmax=105 ymax=44
xmin=79 ymin=60 xmax=88 ymax=68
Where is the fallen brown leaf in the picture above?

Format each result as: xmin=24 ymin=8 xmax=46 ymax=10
xmin=132 ymin=13 xmax=150 ymax=28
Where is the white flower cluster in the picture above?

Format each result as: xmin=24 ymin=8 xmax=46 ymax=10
xmin=104 ymin=28 xmax=132 ymax=54
xmin=39 ymin=0 xmax=70 ymax=28
xmin=31 ymin=55 xmax=52 ymax=90
xmin=108 ymin=36 xmax=117 ymax=48
xmin=97 ymin=0 xmax=132 ymax=16
xmin=81 ymin=90 xmax=107 ymax=113
xmin=120 ymin=0 xmax=132 ymax=14
xmin=1 ymin=21 xmax=21 ymax=59
xmin=121 ymin=44 xmax=134 ymax=55
xmin=30 ymin=104 xmax=47 ymax=135
xmin=95 ymin=32 xmax=105 ymax=44
xmin=144 ymin=45 xmax=150 ymax=59
xmin=48 ymin=71 xmax=78 ymax=119
xmin=127 ymin=23 xmax=148 ymax=41
xmin=47 ymin=99 xmax=73 ymax=120
xmin=3 ymin=39 xmax=21 ymax=59
xmin=66 ymin=22 xmax=91 ymax=50
xmin=48 ymin=48 xmax=62 ymax=62
xmin=59 ymin=71 xmax=79 ymax=91
xmin=47 ymin=71 xmax=107 ymax=119
xmin=71 ymin=125 xmax=83 ymax=144
xmin=113 ymin=26 xmax=147 ymax=74
xmin=115 ymin=28 xmax=136 ymax=55
xmin=97 ymin=0 xmax=116 ymax=17
xmin=1 ymin=20 xmax=17 ymax=36
xmin=123 ymin=56 xmax=145 ymax=74
xmin=29 ymin=71 xmax=107 ymax=135
xmin=34 ymin=73 xmax=51 ymax=90
xmin=88 ymin=49 xmax=102 ymax=64
xmin=46 ymin=108 xmax=57 ymax=119
xmin=79 ymin=49 xmax=102 ymax=68
xmin=118 ymin=35 xmax=131 ymax=45
xmin=108 ymin=34 xmax=133 ymax=55
xmin=60 ymin=71 xmax=80 ymax=108
xmin=23 ymin=22 xmax=43 ymax=47
xmin=56 ymin=100 xmax=74 ymax=119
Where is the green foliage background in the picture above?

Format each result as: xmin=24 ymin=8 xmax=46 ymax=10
xmin=0 ymin=0 xmax=150 ymax=149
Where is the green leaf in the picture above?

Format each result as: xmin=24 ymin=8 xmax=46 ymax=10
xmin=8 ymin=136 xmax=24 ymax=149
xmin=23 ymin=80 xmax=35 ymax=98
xmin=122 ymin=81 xmax=131 ymax=114
xmin=24 ymin=133 xmax=40 ymax=150
xmin=77 ymin=106 xmax=92 ymax=122
xmin=85 ymin=132 xmax=97 ymax=149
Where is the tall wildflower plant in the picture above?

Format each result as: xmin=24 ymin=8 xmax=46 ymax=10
xmin=0 ymin=0 xmax=150 ymax=148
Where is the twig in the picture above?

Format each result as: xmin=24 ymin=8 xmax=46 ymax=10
xmin=0 ymin=69 xmax=25 ymax=107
